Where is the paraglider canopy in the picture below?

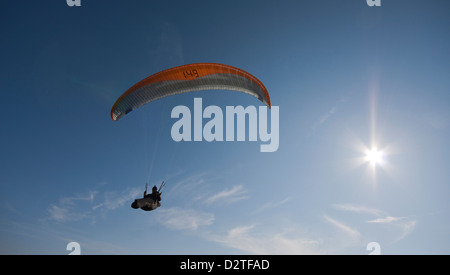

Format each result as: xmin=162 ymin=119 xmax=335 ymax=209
xmin=111 ymin=63 xmax=271 ymax=121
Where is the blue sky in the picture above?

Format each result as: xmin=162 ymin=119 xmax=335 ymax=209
xmin=1 ymin=0 xmax=449 ymax=254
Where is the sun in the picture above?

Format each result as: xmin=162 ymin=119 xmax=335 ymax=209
xmin=365 ymin=147 xmax=384 ymax=166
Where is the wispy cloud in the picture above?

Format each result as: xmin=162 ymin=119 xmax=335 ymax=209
xmin=168 ymin=171 xmax=208 ymax=200
xmin=92 ymin=188 xmax=140 ymax=211
xmin=367 ymin=216 xmax=417 ymax=242
xmin=332 ymin=203 xmax=418 ymax=243
xmin=253 ymin=197 xmax=292 ymax=213
xmin=319 ymin=106 xmax=338 ymax=124
xmin=310 ymin=97 xmax=348 ymax=134
xmin=332 ymin=203 xmax=385 ymax=216
xmin=367 ymin=216 xmax=405 ymax=224
xmin=157 ymin=207 xmax=214 ymax=231
xmin=395 ymin=220 xmax=417 ymax=242
xmin=45 ymin=192 xmax=98 ymax=222
xmin=45 ymin=187 xmax=141 ymax=223
xmin=46 ymin=204 xmax=89 ymax=222
xmin=59 ymin=191 xmax=97 ymax=206
xmin=204 ymin=185 xmax=249 ymax=205
xmin=324 ymin=215 xmax=361 ymax=240
xmin=211 ymin=224 xmax=320 ymax=255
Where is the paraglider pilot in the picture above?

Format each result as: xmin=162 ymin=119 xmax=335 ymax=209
xmin=144 ymin=185 xmax=162 ymax=204
xmin=131 ymin=182 xmax=163 ymax=211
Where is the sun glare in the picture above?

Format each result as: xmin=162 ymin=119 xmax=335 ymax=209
xmin=365 ymin=147 xmax=384 ymax=166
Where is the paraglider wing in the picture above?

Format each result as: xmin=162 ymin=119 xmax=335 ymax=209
xmin=111 ymin=63 xmax=271 ymax=121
